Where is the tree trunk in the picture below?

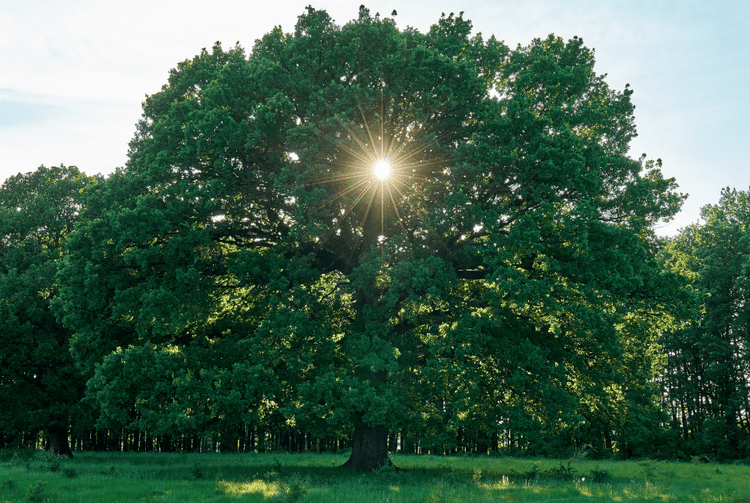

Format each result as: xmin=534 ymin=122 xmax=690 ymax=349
xmin=342 ymin=425 xmax=393 ymax=471
xmin=48 ymin=424 xmax=73 ymax=458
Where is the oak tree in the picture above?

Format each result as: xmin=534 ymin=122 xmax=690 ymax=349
xmin=58 ymin=7 xmax=687 ymax=467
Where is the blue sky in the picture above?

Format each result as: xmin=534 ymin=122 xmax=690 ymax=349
xmin=1 ymin=0 xmax=748 ymax=236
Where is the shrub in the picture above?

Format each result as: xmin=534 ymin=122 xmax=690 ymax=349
xmin=24 ymin=481 xmax=46 ymax=502
xmin=38 ymin=450 xmax=62 ymax=472
xmin=272 ymin=474 xmax=310 ymax=502
xmin=546 ymin=463 xmax=578 ymax=481
xmin=589 ymin=467 xmax=612 ymax=483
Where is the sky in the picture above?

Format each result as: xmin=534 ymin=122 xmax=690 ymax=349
xmin=1 ymin=0 xmax=748 ymax=236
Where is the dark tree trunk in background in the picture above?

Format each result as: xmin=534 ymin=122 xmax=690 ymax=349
xmin=48 ymin=424 xmax=73 ymax=458
xmin=475 ymin=430 xmax=489 ymax=454
xmin=342 ymin=425 xmax=392 ymax=471
xmin=94 ymin=429 xmax=106 ymax=451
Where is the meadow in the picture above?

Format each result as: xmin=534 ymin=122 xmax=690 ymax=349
xmin=1 ymin=449 xmax=749 ymax=502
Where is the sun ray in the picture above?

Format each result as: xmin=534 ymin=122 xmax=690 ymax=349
xmin=358 ymin=100 xmax=380 ymax=159
xmin=320 ymin=183 xmax=372 ymax=242
xmin=307 ymin=171 xmax=368 ymax=185
xmin=386 ymin=184 xmax=410 ymax=236
xmin=387 ymin=178 xmax=409 ymax=199
xmin=359 ymin=186 xmax=380 ymax=230
xmin=380 ymin=94 xmax=386 ymax=159
xmin=385 ymin=138 xmax=410 ymax=164
xmin=316 ymin=178 xmax=372 ymax=209
xmin=334 ymin=133 xmax=376 ymax=164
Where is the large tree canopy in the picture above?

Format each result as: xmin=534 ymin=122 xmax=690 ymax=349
xmin=57 ymin=6 xmax=688 ymax=468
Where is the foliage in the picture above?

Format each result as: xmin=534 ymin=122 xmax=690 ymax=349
xmin=24 ymin=481 xmax=47 ymax=503
xmin=55 ymin=6 xmax=688 ymax=467
xmin=271 ymin=474 xmax=310 ymax=502
xmin=38 ymin=451 xmax=61 ymax=473
xmin=589 ymin=467 xmax=612 ymax=483
xmin=0 ymin=164 xmax=100 ymax=456
xmin=660 ymin=187 xmax=750 ymax=460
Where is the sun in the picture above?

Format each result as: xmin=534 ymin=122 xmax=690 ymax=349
xmin=306 ymin=92 xmax=449 ymax=246
xmin=373 ymin=159 xmax=392 ymax=180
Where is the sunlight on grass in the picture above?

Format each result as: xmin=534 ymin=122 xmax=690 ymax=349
xmin=622 ymin=482 xmax=672 ymax=502
xmin=482 ymin=474 xmax=513 ymax=490
xmin=577 ymin=484 xmax=594 ymax=497
xmin=217 ymin=479 xmax=281 ymax=498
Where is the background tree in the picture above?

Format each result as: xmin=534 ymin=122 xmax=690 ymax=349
xmin=57 ymin=7 xmax=688 ymax=468
xmin=0 ymin=164 xmax=98 ymax=456
xmin=660 ymin=187 xmax=750 ymax=459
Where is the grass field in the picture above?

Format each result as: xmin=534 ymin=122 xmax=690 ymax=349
xmin=1 ymin=449 xmax=749 ymax=502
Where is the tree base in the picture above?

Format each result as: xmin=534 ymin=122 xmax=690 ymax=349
xmin=48 ymin=425 xmax=74 ymax=458
xmin=342 ymin=425 xmax=395 ymax=471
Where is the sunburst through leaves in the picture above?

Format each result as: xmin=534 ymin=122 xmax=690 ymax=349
xmin=307 ymin=93 xmax=450 ymax=246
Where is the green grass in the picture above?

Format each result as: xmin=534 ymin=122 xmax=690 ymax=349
xmin=1 ymin=449 xmax=749 ymax=502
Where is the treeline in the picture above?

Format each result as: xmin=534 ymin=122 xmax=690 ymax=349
xmin=0 ymin=424 xmax=543 ymax=457
xmin=2 ymin=8 xmax=749 ymax=466
xmin=657 ymin=188 xmax=750 ymax=460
